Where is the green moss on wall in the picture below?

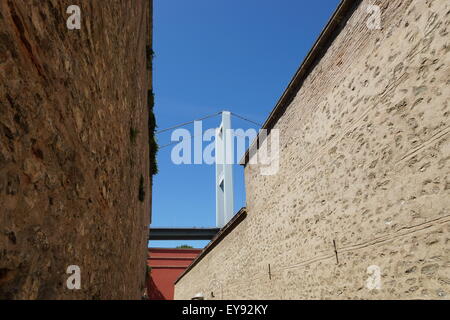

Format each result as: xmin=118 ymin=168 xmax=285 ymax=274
xmin=148 ymin=89 xmax=158 ymax=176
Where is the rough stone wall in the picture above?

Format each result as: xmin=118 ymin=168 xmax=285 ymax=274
xmin=175 ymin=0 xmax=450 ymax=300
xmin=0 ymin=0 xmax=152 ymax=299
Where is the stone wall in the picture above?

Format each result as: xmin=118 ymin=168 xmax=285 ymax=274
xmin=175 ymin=0 xmax=449 ymax=299
xmin=0 ymin=0 xmax=152 ymax=299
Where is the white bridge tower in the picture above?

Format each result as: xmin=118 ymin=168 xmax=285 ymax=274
xmin=215 ymin=111 xmax=234 ymax=228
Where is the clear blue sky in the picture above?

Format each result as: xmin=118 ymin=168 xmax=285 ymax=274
xmin=150 ymin=0 xmax=341 ymax=248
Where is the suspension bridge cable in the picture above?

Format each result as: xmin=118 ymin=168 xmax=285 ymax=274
xmin=156 ymin=111 xmax=263 ymax=150
xmin=230 ymin=112 xmax=263 ymax=127
xmin=155 ymin=112 xmax=222 ymax=135
xmin=159 ymin=132 xmax=209 ymax=149
xmin=156 ymin=111 xmax=262 ymax=135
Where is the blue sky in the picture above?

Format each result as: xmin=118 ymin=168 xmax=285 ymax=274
xmin=150 ymin=0 xmax=341 ymax=248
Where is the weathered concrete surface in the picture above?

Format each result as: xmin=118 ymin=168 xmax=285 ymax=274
xmin=175 ymin=0 xmax=450 ymax=300
xmin=0 ymin=0 xmax=152 ymax=299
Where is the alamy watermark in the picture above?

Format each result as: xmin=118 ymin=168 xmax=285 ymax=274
xmin=67 ymin=5 xmax=81 ymax=30
xmin=366 ymin=265 xmax=382 ymax=291
xmin=66 ymin=265 xmax=81 ymax=290
xmin=169 ymin=121 xmax=280 ymax=175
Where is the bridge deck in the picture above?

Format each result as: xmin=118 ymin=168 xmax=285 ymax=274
xmin=149 ymin=228 xmax=220 ymax=241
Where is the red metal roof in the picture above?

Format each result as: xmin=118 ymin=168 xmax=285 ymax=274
xmin=146 ymin=248 xmax=202 ymax=300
